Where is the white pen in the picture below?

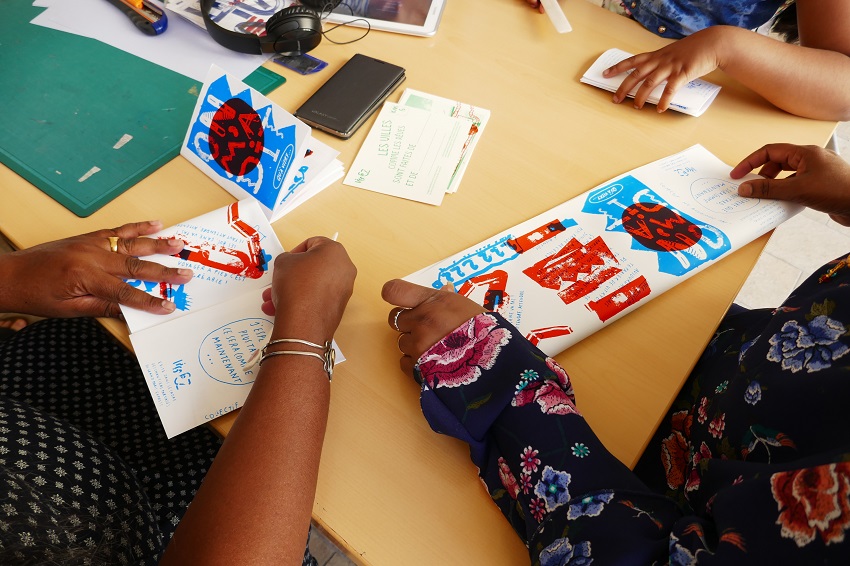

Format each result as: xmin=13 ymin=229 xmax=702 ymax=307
xmin=538 ymin=0 xmax=572 ymax=33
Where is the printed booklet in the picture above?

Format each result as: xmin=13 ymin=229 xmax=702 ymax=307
xmin=181 ymin=65 xmax=344 ymax=222
xmin=120 ymin=200 xmax=342 ymax=437
xmin=405 ymin=145 xmax=801 ymax=356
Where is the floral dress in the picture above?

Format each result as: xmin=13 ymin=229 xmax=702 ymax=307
xmin=413 ymin=255 xmax=850 ymax=564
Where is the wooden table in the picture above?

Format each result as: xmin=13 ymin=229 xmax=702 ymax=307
xmin=0 ymin=1 xmax=838 ymax=564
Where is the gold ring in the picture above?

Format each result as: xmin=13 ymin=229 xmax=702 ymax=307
xmin=397 ymin=332 xmax=407 ymax=355
xmin=391 ymin=307 xmax=410 ymax=332
xmin=108 ymin=236 xmax=119 ymax=253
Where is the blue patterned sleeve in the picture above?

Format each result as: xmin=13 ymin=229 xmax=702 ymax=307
xmin=414 ymin=313 xmax=685 ymax=564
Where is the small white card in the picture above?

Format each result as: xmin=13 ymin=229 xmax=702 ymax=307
xmin=398 ymin=88 xmax=491 ymax=194
xmin=343 ymin=103 xmax=468 ymax=205
xmin=581 ymin=48 xmax=721 ymax=117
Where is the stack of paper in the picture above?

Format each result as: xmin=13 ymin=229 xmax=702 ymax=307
xmin=181 ymin=65 xmax=344 ymax=222
xmin=344 ymin=89 xmax=490 ymax=205
xmin=581 ymin=48 xmax=721 ymax=117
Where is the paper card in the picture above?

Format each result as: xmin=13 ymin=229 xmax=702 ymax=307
xmin=405 ymin=145 xmax=800 ymax=356
xmin=343 ymin=103 xmax=469 ymax=205
xmin=398 ymin=88 xmax=490 ymax=194
xmin=581 ymin=48 xmax=721 ymax=117
xmin=270 ymin=137 xmax=342 ymax=221
xmin=121 ymin=199 xmax=284 ymax=333
xmin=181 ymin=65 xmax=312 ymax=217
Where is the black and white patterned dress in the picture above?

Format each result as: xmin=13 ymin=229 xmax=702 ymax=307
xmin=0 ymin=317 xmax=316 ymax=564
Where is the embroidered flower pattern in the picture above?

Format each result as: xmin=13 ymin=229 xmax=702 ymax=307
xmin=767 ymin=315 xmax=850 ymax=374
xmin=417 ymin=314 xmax=511 ymax=388
xmin=539 ymin=537 xmax=592 ymax=566
xmin=571 ymin=443 xmax=590 ymax=458
xmin=520 ymin=446 xmax=541 ymax=474
xmin=686 ymin=442 xmax=712 ymax=493
xmin=715 ymin=380 xmax=729 ymax=394
xmin=661 ymin=410 xmax=691 ymax=490
xmin=512 ymin=358 xmax=579 ymax=416
xmin=697 ymin=397 xmax=709 ymax=425
xmin=744 ymin=381 xmax=762 ymax=405
xmin=534 ymin=466 xmax=572 ymax=512
xmin=529 ymin=497 xmax=547 ymax=522
xmin=519 ymin=472 xmax=533 ymax=495
xmin=517 ymin=370 xmax=539 ymax=392
xmin=497 ymin=457 xmax=519 ymax=500
xmin=567 ymin=491 xmax=614 ymax=520
xmin=771 ymin=463 xmax=850 ymax=547
xmin=708 ymin=413 xmax=726 ymax=439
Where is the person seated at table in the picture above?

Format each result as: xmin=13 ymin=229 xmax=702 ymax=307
xmin=0 ymin=225 xmax=356 ymax=565
xmin=523 ymin=0 xmax=850 ymax=120
xmin=383 ymin=143 xmax=850 ymax=563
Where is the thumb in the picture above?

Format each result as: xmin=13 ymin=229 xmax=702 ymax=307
xmin=738 ymin=176 xmax=798 ymax=202
xmin=381 ymin=279 xmax=441 ymax=309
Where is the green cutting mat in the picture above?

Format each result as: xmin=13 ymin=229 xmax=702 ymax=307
xmin=0 ymin=1 xmax=285 ymax=217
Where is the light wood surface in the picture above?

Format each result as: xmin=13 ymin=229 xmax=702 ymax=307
xmin=0 ymin=1 xmax=838 ymax=564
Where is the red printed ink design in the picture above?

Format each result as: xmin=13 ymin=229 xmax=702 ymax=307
xmin=586 ymin=275 xmax=651 ymax=322
xmin=507 ymin=219 xmax=571 ymax=254
xmin=525 ymin=326 xmax=574 ymax=346
xmin=209 ymin=98 xmax=264 ymax=177
xmin=621 ymin=202 xmax=702 ymax=252
xmin=175 ymin=202 xmax=269 ymax=279
xmin=458 ymin=270 xmax=510 ymax=312
xmin=523 ymin=236 xmax=622 ymax=305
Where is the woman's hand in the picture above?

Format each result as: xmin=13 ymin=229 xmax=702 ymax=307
xmin=732 ymin=143 xmax=850 ymax=226
xmin=521 ymin=0 xmax=544 ymax=13
xmin=0 ymin=221 xmax=192 ymax=318
xmin=603 ymin=27 xmax=726 ymax=112
xmin=261 ymin=237 xmax=356 ymax=343
xmin=382 ymin=279 xmax=485 ymax=379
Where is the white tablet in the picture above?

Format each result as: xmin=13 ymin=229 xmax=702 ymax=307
xmin=324 ymin=0 xmax=447 ymax=37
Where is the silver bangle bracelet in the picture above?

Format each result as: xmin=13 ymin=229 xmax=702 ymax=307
xmin=258 ymin=340 xmax=335 ymax=381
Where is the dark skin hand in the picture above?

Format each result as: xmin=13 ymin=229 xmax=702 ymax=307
xmin=0 ymin=220 xmax=193 ymax=318
xmin=732 ymin=144 xmax=850 ymax=226
xmin=382 ymin=278 xmax=484 ymax=379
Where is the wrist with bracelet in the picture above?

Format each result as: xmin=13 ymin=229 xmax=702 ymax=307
xmin=256 ymin=337 xmax=335 ymax=381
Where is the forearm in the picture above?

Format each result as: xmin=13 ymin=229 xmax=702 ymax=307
xmin=162 ymin=351 xmax=330 ymax=564
xmin=715 ymin=26 xmax=850 ymax=121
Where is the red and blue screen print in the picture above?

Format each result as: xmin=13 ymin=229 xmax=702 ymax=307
xmin=184 ymin=74 xmax=298 ymax=211
xmin=581 ymin=175 xmax=730 ymax=276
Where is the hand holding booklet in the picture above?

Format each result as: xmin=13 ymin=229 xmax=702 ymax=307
xmin=404 ymin=145 xmax=800 ymax=356
xmin=582 ymin=48 xmax=721 ymax=117
xmin=120 ymin=200 xmax=344 ymax=437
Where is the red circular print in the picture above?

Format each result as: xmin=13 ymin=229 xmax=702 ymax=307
xmin=621 ymin=201 xmax=702 ymax=252
xmin=208 ymin=98 xmax=264 ymax=177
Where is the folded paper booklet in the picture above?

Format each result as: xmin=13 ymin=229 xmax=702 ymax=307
xmin=397 ymin=88 xmax=491 ymax=194
xmin=405 ymin=145 xmax=801 ymax=356
xmin=343 ymin=101 xmax=474 ymax=205
xmin=581 ymin=48 xmax=721 ymax=117
xmin=120 ymin=200 xmax=343 ymax=437
xmin=182 ymin=65 xmax=344 ymax=222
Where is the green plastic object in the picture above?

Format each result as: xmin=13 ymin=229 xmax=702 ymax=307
xmin=0 ymin=1 xmax=285 ymax=217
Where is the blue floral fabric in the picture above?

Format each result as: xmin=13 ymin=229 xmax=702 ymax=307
xmin=415 ymin=255 xmax=850 ymax=564
xmin=627 ymin=0 xmax=787 ymax=38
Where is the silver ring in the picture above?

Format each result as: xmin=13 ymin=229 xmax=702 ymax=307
xmin=391 ymin=307 xmax=409 ymax=332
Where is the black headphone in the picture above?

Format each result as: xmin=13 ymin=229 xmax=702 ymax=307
xmin=200 ymin=0 xmax=340 ymax=56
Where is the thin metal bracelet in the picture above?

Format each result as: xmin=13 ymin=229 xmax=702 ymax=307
xmin=262 ymin=338 xmax=325 ymax=354
xmin=258 ymin=342 xmax=335 ymax=381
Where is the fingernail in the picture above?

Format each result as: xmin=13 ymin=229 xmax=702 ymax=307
xmin=177 ymin=268 xmax=193 ymax=277
xmin=148 ymin=220 xmax=163 ymax=228
xmin=167 ymin=238 xmax=183 ymax=247
xmin=634 ymin=104 xmax=641 ymax=110
xmin=612 ymin=95 xmax=620 ymax=103
xmin=739 ymin=184 xmax=753 ymax=197
xmin=602 ymin=69 xmax=611 ymax=77
xmin=161 ymin=300 xmax=176 ymax=312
